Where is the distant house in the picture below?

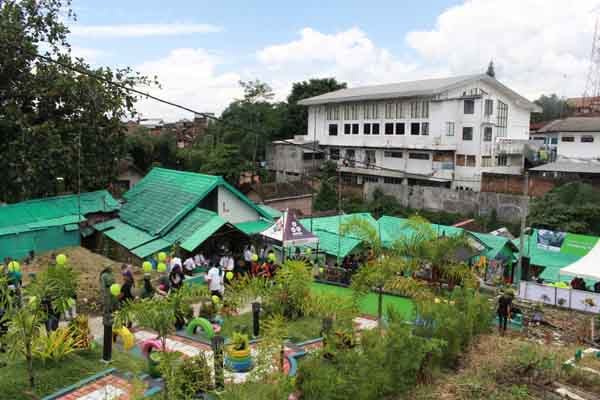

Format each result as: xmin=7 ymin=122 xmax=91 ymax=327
xmin=113 ymin=159 xmax=144 ymax=196
xmin=0 ymin=191 xmax=119 ymax=261
xmin=246 ymin=181 xmax=314 ymax=216
xmin=266 ymin=136 xmax=322 ymax=182
xmin=531 ymin=117 xmax=600 ymax=160
xmin=94 ymin=168 xmax=274 ymax=262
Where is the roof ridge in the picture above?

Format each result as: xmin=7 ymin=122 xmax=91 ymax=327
xmin=152 ymin=167 xmax=224 ymax=181
xmin=1 ymin=190 xmax=111 ymax=207
xmin=324 ymin=73 xmax=483 ymax=93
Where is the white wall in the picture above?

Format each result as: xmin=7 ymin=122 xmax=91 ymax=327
xmin=556 ymin=132 xmax=600 ymax=159
xmin=217 ymin=186 xmax=259 ymax=224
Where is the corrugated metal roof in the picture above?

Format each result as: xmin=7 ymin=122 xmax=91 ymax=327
xmin=537 ymin=117 xmax=600 ymax=133
xmin=131 ymin=238 xmax=172 ymax=259
xmin=299 ymin=213 xmax=378 ymax=236
xmin=235 ymin=220 xmax=273 ymax=235
xmin=305 ymin=229 xmax=362 ymax=258
xmin=102 ymin=219 xmax=156 ymax=250
xmin=529 ymin=161 xmax=600 ymax=174
xmin=180 ymin=214 xmax=227 ymax=252
xmin=471 ymin=232 xmax=516 ymax=260
xmin=377 ymin=215 xmax=465 ymax=246
xmin=257 ymin=204 xmax=282 ymax=219
xmin=297 ymin=74 xmax=540 ymax=111
xmin=0 ymin=191 xmax=119 ymax=236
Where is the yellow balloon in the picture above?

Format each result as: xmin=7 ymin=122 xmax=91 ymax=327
xmin=211 ymin=295 xmax=220 ymax=304
xmin=110 ymin=283 xmax=121 ymax=297
xmin=157 ymin=262 xmax=167 ymax=273
xmin=142 ymin=261 xmax=152 ymax=273
xmin=8 ymin=261 xmax=20 ymax=272
xmin=158 ymin=252 xmax=167 ymax=262
xmin=56 ymin=254 xmax=67 ymax=266
xmin=226 ymin=271 xmax=234 ymax=280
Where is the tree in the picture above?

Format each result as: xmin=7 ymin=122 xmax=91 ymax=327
xmin=0 ymin=0 xmax=152 ymax=203
xmin=284 ymin=78 xmax=347 ymax=136
xmin=486 ymin=60 xmax=496 ymax=78
xmin=528 ymin=182 xmax=600 ymax=235
xmin=313 ymin=161 xmax=338 ymax=212
xmin=531 ymin=94 xmax=570 ymax=122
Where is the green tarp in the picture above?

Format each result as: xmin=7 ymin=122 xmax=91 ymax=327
xmin=561 ymin=233 xmax=599 ymax=256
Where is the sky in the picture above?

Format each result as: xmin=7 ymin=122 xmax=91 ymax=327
xmin=67 ymin=0 xmax=599 ymax=121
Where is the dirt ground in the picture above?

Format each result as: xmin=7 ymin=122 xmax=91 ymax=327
xmin=22 ymin=246 xmax=145 ymax=314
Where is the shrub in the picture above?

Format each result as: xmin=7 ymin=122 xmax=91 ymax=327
xmin=158 ymin=351 xmax=212 ymax=399
xmin=33 ymin=327 xmax=81 ymax=362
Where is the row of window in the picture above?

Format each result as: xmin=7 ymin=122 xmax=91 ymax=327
xmin=326 ymin=100 xmax=429 ymax=121
xmin=463 ymin=98 xmax=495 ymax=116
xmin=330 ymin=122 xmax=429 ymax=136
xmin=561 ymin=135 xmax=595 ymax=143
xmin=329 ymin=149 xmax=430 ymax=161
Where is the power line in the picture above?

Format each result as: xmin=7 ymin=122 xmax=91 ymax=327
xmin=1 ymin=39 xmax=482 ymax=184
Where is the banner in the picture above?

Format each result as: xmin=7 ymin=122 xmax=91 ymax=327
xmin=560 ymin=233 xmax=599 ymax=257
xmin=536 ymin=229 xmax=566 ymax=252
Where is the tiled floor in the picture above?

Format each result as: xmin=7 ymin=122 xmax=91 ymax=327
xmin=56 ymin=375 xmax=132 ymax=400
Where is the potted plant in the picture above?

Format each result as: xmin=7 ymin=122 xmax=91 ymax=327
xmin=225 ymin=332 xmax=252 ymax=372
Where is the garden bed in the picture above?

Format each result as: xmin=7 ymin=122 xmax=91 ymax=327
xmin=220 ymin=313 xmax=322 ymax=343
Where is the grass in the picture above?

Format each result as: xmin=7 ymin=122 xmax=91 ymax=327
xmin=0 ymin=346 xmax=146 ymax=400
xmin=310 ymin=282 xmax=415 ymax=319
xmin=220 ymin=312 xmax=322 ymax=343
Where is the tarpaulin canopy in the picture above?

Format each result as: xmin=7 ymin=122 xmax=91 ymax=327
xmin=560 ymin=241 xmax=600 ymax=281
xmin=261 ymin=209 xmax=318 ymax=247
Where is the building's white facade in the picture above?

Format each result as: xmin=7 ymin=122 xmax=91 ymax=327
xmin=299 ymin=74 xmax=540 ymax=191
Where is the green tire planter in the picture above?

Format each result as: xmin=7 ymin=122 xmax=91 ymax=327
xmin=225 ymin=345 xmax=253 ymax=373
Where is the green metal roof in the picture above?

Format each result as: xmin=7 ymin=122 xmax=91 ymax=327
xmin=101 ymin=219 xmax=156 ymax=250
xmin=299 ymin=213 xmax=378 ymax=236
xmin=180 ymin=214 xmax=228 ymax=252
xmin=257 ymin=204 xmax=282 ymax=219
xmin=377 ymin=215 xmax=465 ymax=247
xmin=131 ymin=238 xmax=172 ymax=259
xmin=306 ymin=229 xmax=362 ymax=258
xmin=0 ymin=191 xmax=119 ymax=236
xmin=120 ymin=168 xmax=270 ymax=237
xmin=471 ymin=232 xmax=517 ymax=260
xmin=235 ymin=219 xmax=273 ymax=235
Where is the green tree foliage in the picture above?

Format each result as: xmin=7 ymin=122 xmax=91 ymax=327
xmin=283 ymin=78 xmax=347 ymax=136
xmin=314 ymin=160 xmax=338 ymax=211
xmin=0 ymin=0 xmax=153 ymax=202
xmin=531 ymin=94 xmax=570 ymax=123
xmin=528 ymin=182 xmax=600 ymax=235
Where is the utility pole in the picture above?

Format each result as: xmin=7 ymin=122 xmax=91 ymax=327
xmin=516 ymin=172 xmax=529 ymax=285
xmin=337 ymin=166 xmax=342 ymax=265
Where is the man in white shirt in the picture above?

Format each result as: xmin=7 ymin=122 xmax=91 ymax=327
xmin=194 ymin=253 xmax=207 ymax=268
xmin=220 ymin=255 xmax=234 ymax=271
xmin=183 ymin=257 xmax=196 ymax=275
xmin=169 ymin=256 xmax=182 ymax=272
xmin=243 ymin=245 xmax=253 ymax=264
xmin=205 ymin=265 xmax=223 ymax=298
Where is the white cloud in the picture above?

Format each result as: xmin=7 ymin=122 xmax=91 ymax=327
xmin=134 ymin=48 xmax=242 ymax=121
xmin=70 ymin=23 xmax=222 ymax=38
xmin=257 ymin=27 xmax=425 ymax=97
xmin=256 ymin=1 xmax=597 ymax=101
xmin=405 ymin=0 xmax=596 ymax=98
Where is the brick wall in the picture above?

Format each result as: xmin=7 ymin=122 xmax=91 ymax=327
xmin=481 ymin=173 xmax=557 ymax=197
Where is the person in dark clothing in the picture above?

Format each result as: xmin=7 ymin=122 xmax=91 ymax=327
xmin=141 ymin=274 xmax=155 ymax=299
xmin=120 ymin=270 xmax=135 ymax=304
xmin=169 ymin=264 xmax=185 ymax=291
xmin=497 ymin=292 xmax=513 ymax=335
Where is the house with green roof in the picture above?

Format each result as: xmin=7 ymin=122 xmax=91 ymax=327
xmin=470 ymin=232 xmax=519 ymax=283
xmin=95 ymin=168 xmax=274 ymax=261
xmin=0 ymin=190 xmax=119 ymax=260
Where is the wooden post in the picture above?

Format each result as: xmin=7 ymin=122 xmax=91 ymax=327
xmin=212 ymin=335 xmax=225 ymax=391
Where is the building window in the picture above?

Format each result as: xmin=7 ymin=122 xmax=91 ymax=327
xmin=484 ymin=99 xmax=494 ymax=116
xmin=328 ymin=124 xmax=338 ymax=136
xmin=421 ymin=122 xmax=429 ymax=136
xmin=409 ymin=152 xmax=429 ymax=160
xmin=550 ymin=137 xmax=558 ymax=145
xmin=344 ymin=149 xmax=355 ymax=167
xmin=481 ymin=155 xmax=492 ymax=167
xmin=326 ymin=105 xmax=340 ymax=120
xmin=363 ymin=175 xmax=379 ymax=183
xmin=456 ymin=154 xmax=465 ymax=166
xmin=483 ymin=126 xmax=493 ymax=142
xmin=344 ymin=123 xmax=351 ymax=135
xmin=330 ymin=148 xmax=340 ymax=160
xmin=462 ymin=127 xmax=473 ymax=141
xmin=395 ymin=123 xmax=405 ymax=135
xmin=581 ymin=136 xmax=594 ymax=143
xmin=372 ymin=123 xmax=380 ymax=135
xmin=446 ymin=122 xmax=455 ymax=136
xmin=411 ymin=122 xmax=420 ymax=135
xmin=561 ymin=136 xmax=574 ymax=142
xmin=466 ymin=155 xmax=476 ymax=167
xmin=395 ymin=102 xmax=405 ymax=118
xmin=363 ymin=102 xmax=379 ymax=119
xmin=497 ymin=154 xmax=508 ymax=166
xmin=464 ymin=99 xmax=475 ymax=114
xmin=385 ymin=123 xmax=394 ymax=135
xmin=352 ymin=123 xmax=359 ymax=134
xmin=350 ymin=104 xmax=360 ymax=120
xmin=363 ymin=123 xmax=371 ymax=135
xmin=384 ymin=103 xmax=395 ymax=119
xmin=383 ymin=177 xmax=404 ymax=185
xmin=410 ymin=100 xmax=429 ymax=118
xmin=384 ymin=150 xmax=403 ymax=158
xmin=365 ymin=150 xmax=376 ymax=166
xmin=497 ymin=100 xmax=508 ymax=137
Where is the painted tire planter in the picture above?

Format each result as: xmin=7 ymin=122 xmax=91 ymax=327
xmin=225 ymin=345 xmax=253 ymax=372
xmin=186 ymin=317 xmax=215 ymax=339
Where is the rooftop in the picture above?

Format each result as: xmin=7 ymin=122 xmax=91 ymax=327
xmin=536 ymin=117 xmax=600 ymax=133
xmin=529 ymin=160 xmax=600 ymax=174
xmin=298 ymin=74 xmax=540 ymax=111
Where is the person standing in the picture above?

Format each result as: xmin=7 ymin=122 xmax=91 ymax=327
xmin=169 ymin=264 xmax=185 ymax=291
xmin=119 ymin=268 xmax=135 ymax=305
xmin=183 ymin=256 xmax=196 ymax=275
xmin=497 ymin=290 xmax=513 ymax=336
xmin=206 ymin=263 xmax=223 ymax=299
xmin=140 ymin=274 xmax=155 ymax=299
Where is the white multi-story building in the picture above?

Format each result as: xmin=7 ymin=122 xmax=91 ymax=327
xmin=296 ymin=74 xmax=540 ymax=191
